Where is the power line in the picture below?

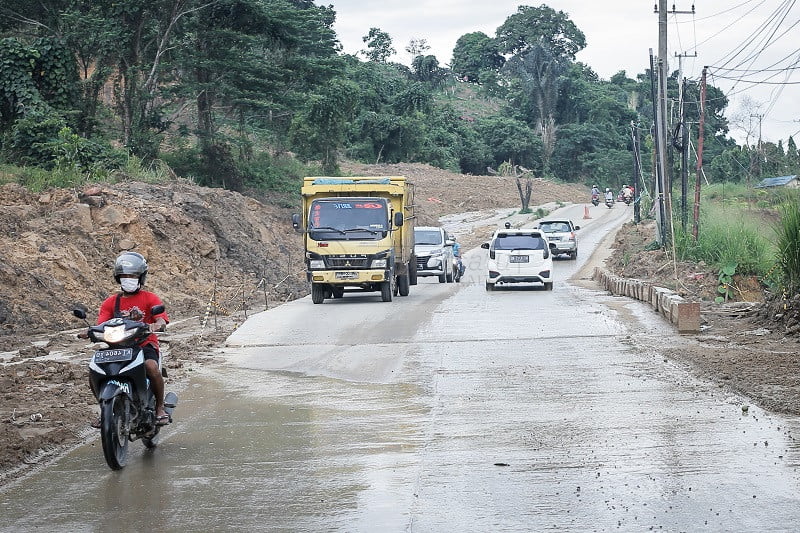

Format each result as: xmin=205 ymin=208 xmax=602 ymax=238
xmin=713 ymin=0 xmax=794 ymax=70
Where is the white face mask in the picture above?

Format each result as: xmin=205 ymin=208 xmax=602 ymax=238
xmin=120 ymin=278 xmax=140 ymax=293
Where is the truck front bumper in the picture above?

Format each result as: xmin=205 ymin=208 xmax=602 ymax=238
xmin=309 ymin=270 xmax=388 ymax=284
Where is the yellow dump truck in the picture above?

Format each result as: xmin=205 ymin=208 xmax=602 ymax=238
xmin=292 ymin=176 xmax=416 ymax=303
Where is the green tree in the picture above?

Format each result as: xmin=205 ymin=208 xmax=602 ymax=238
xmin=475 ymin=116 xmax=543 ymax=172
xmin=787 ymin=136 xmax=800 ymax=173
xmin=450 ymin=32 xmax=504 ymax=82
xmin=495 ymin=5 xmax=586 ymax=60
xmin=361 ymin=27 xmax=395 ymax=63
xmin=291 ymin=79 xmax=358 ymax=173
xmin=411 ymin=55 xmax=448 ymax=89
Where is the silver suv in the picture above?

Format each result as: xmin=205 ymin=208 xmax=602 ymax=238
xmin=414 ymin=226 xmax=456 ymax=283
xmin=536 ymin=219 xmax=580 ymax=260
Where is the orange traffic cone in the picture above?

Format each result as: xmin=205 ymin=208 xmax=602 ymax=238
xmin=583 ymin=205 xmax=592 ymax=219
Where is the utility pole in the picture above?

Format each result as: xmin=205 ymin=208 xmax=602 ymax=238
xmin=631 ymin=121 xmax=642 ymax=223
xmin=649 ymin=50 xmax=666 ymax=244
xmin=679 ymin=78 xmax=689 ymax=230
xmin=653 ymin=2 xmax=695 ymax=245
xmin=675 ymin=52 xmax=695 ymax=231
xmin=656 ymin=0 xmax=670 ymax=245
xmin=750 ymin=113 xmax=763 ymax=184
xmin=693 ymin=67 xmax=706 ymax=242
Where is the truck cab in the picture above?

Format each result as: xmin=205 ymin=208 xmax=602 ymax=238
xmin=292 ymin=177 xmax=415 ymax=303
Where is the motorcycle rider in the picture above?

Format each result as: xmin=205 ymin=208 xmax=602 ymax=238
xmin=591 ymin=184 xmax=601 ymax=200
xmin=451 ymin=235 xmax=465 ymax=277
xmin=93 ymin=252 xmax=170 ymax=427
xmin=622 ymin=184 xmax=633 ymax=203
xmin=604 ymin=188 xmax=614 ymax=203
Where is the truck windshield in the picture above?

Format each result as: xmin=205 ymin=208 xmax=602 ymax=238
xmin=309 ymin=199 xmax=389 ymax=240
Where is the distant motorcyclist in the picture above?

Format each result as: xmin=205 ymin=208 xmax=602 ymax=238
xmin=604 ymin=188 xmax=614 ymax=203
xmin=451 ymin=235 xmax=465 ymax=277
xmin=93 ymin=252 xmax=170 ymax=427
xmin=622 ymin=184 xmax=633 ymax=203
xmin=591 ymin=184 xmax=601 ymax=206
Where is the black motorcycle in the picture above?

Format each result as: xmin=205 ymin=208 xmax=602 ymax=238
xmin=454 ymin=256 xmax=465 ymax=282
xmin=74 ymin=305 xmax=177 ymax=470
xmin=591 ymin=193 xmax=600 ymax=207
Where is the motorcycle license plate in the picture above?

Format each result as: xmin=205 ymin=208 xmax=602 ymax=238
xmin=94 ymin=348 xmax=134 ymax=363
xmin=509 ymin=255 xmax=529 ymax=263
xmin=335 ymin=271 xmax=358 ymax=279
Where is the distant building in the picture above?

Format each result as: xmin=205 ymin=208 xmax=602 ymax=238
xmin=754 ymin=175 xmax=799 ymax=189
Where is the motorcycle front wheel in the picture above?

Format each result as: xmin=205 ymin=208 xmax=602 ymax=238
xmin=101 ymin=395 xmax=130 ymax=470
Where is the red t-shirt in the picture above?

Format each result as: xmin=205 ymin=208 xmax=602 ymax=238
xmin=97 ymin=290 xmax=169 ymax=349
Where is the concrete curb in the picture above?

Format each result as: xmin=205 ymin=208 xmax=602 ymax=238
xmin=592 ymin=267 xmax=701 ymax=333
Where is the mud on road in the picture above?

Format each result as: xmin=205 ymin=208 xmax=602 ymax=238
xmin=0 ymin=163 xmax=587 ymax=484
xmin=2 ymin=162 xmax=799 ymax=486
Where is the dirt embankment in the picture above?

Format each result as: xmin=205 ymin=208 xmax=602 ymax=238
xmin=0 ymin=163 xmax=586 ymax=482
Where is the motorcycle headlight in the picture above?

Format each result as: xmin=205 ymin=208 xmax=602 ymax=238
xmin=372 ymin=258 xmax=387 ymax=268
xmin=103 ymin=325 xmax=129 ymax=344
xmin=309 ymin=259 xmax=325 ymax=269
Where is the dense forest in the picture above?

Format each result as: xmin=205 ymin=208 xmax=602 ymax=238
xmin=1 ymin=1 xmax=798 ymax=194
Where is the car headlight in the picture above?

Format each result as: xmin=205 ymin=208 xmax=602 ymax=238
xmin=372 ymin=258 xmax=387 ymax=268
xmin=429 ymin=248 xmax=444 ymax=256
xmin=309 ymin=259 xmax=325 ymax=269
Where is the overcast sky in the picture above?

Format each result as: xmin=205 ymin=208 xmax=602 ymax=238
xmin=321 ymin=0 xmax=800 ymax=145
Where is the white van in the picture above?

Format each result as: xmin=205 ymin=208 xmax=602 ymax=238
xmin=481 ymin=228 xmax=553 ymax=291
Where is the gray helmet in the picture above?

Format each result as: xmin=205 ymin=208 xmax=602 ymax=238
xmin=114 ymin=251 xmax=148 ymax=285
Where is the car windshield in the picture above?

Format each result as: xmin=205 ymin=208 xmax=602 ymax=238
xmin=415 ymin=230 xmax=443 ymax=245
xmin=493 ymin=233 xmax=545 ymax=250
xmin=540 ymin=222 xmax=570 ymax=233
xmin=308 ymin=198 xmax=388 ymax=241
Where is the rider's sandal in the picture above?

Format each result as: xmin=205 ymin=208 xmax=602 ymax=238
xmin=155 ymin=414 xmax=171 ymax=426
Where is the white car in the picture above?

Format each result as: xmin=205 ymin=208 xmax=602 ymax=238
xmin=481 ymin=228 xmax=553 ymax=291
xmin=536 ymin=219 xmax=579 ymax=259
xmin=414 ymin=226 xmax=456 ymax=283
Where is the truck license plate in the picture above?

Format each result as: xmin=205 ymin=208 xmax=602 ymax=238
xmin=335 ymin=271 xmax=358 ymax=279
xmin=509 ymin=255 xmax=529 ymax=263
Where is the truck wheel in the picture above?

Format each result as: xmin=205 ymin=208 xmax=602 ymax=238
xmin=446 ymin=267 xmax=454 ymax=283
xmin=398 ymin=274 xmax=410 ymax=296
xmin=332 ymin=286 xmax=344 ymax=298
xmin=438 ymin=272 xmax=446 ymax=283
xmin=485 ymin=281 xmax=493 ymax=291
xmin=544 ymin=282 xmax=554 ymax=291
xmin=570 ymin=250 xmax=577 ymax=260
xmin=381 ymin=281 xmax=393 ymax=302
xmin=409 ymin=257 xmax=418 ymax=285
xmin=311 ymin=284 xmax=325 ymax=304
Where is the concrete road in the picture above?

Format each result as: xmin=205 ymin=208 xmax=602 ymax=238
xmin=3 ymin=202 xmax=800 ymax=532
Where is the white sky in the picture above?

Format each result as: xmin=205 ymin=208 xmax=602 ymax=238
xmin=321 ymin=0 xmax=800 ymax=146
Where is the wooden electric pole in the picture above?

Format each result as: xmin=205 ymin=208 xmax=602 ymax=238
xmin=693 ymin=67 xmax=707 ymax=242
xmin=653 ymin=1 xmax=695 ymax=245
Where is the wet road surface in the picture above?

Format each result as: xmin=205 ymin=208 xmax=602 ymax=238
xmin=3 ymin=204 xmax=800 ymax=531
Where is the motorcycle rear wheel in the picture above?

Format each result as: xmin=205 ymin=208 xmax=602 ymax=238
xmin=101 ymin=395 xmax=129 ymax=470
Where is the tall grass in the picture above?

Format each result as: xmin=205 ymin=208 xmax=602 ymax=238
xmin=775 ymin=202 xmax=800 ymax=292
xmin=673 ymin=202 xmax=773 ymax=277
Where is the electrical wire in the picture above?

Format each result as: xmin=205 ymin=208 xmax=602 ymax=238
xmin=712 ymin=0 xmax=793 ymax=70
